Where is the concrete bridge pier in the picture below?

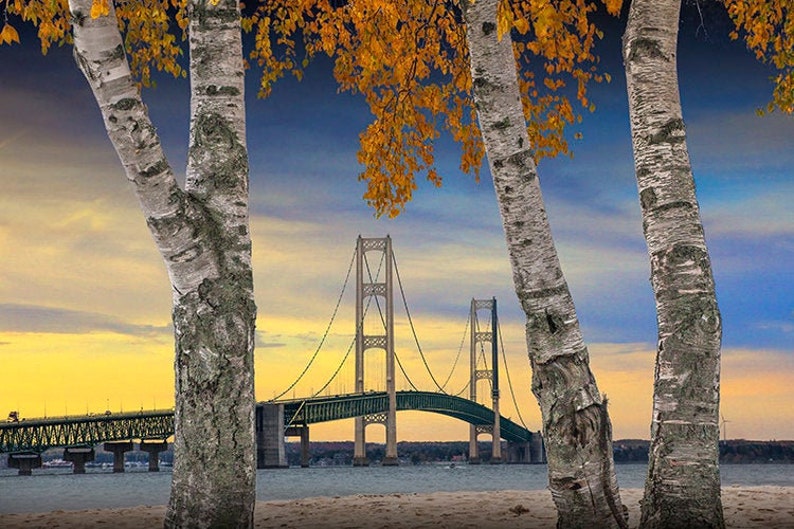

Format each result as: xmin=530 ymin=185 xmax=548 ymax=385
xmin=529 ymin=431 xmax=545 ymax=463
xmin=103 ymin=441 xmax=133 ymax=473
xmin=353 ymin=416 xmax=369 ymax=467
xmin=256 ymin=403 xmax=288 ymax=468
xmin=8 ymin=453 xmax=42 ymax=476
xmin=286 ymin=425 xmax=310 ymax=468
xmin=468 ymin=425 xmax=480 ymax=464
xmin=505 ymin=441 xmax=531 ymax=464
xmin=140 ymin=440 xmax=168 ymax=471
xmin=64 ymin=446 xmax=95 ymax=473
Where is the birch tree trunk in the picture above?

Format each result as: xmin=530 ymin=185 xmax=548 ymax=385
xmin=68 ymin=0 xmax=256 ymax=527
xmin=464 ymin=1 xmax=626 ymax=527
xmin=622 ymin=1 xmax=725 ymax=527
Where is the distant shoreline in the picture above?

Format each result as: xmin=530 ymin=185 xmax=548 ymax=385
xmin=2 ymin=439 xmax=793 ymax=469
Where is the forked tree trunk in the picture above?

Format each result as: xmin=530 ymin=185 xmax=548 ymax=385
xmin=464 ymin=1 xmax=626 ymax=527
xmin=68 ymin=0 xmax=256 ymax=527
xmin=623 ymin=1 xmax=725 ymax=528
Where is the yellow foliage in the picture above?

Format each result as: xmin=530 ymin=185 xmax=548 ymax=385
xmin=727 ymin=0 xmax=793 ymax=114
xmin=603 ymin=0 xmax=621 ymax=16
xmin=249 ymin=0 xmax=623 ymax=217
xmin=1 ymin=22 xmax=20 ymax=44
xmin=3 ymin=0 xmax=628 ymax=215
xmin=89 ymin=0 xmax=109 ymax=19
xmin=497 ymin=0 xmax=514 ymax=40
xmin=3 ymin=0 xmax=187 ymax=83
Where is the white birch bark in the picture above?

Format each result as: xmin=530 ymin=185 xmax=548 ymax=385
xmin=68 ymin=0 xmax=256 ymax=527
xmin=464 ymin=1 xmax=626 ymax=527
xmin=623 ymin=1 xmax=725 ymax=528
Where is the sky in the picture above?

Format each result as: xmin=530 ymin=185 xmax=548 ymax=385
xmin=0 ymin=4 xmax=792 ymax=443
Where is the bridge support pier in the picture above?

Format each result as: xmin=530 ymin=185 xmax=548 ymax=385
xmin=286 ymin=425 xmax=310 ymax=468
xmin=140 ymin=440 xmax=168 ymax=471
xmin=64 ymin=446 xmax=95 ymax=473
xmin=8 ymin=453 xmax=42 ymax=476
xmin=468 ymin=426 xmax=480 ymax=464
xmin=530 ymin=431 xmax=545 ymax=463
xmin=103 ymin=441 xmax=133 ymax=473
xmin=503 ymin=433 xmax=545 ymax=463
xmin=506 ymin=441 xmax=531 ymax=464
xmin=257 ymin=403 xmax=288 ymax=468
xmin=353 ymin=416 xmax=368 ymax=466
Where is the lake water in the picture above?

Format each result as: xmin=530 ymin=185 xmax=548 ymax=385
xmin=1 ymin=464 xmax=792 ymax=514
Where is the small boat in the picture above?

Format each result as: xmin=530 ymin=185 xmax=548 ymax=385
xmin=42 ymin=459 xmax=72 ymax=468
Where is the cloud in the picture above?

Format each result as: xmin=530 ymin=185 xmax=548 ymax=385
xmin=755 ymin=319 xmax=794 ymax=334
xmin=687 ymin=110 xmax=794 ymax=176
xmin=255 ymin=330 xmax=287 ymax=348
xmin=703 ymin=188 xmax=794 ymax=240
xmin=0 ymin=303 xmax=171 ymax=337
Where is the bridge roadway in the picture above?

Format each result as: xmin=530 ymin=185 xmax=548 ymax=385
xmin=1 ymin=390 xmax=536 ymax=457
xmin=277 ymin=390 xmax=533 ymax=443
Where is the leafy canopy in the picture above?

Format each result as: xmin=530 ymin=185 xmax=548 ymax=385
xmin=2 ymin=0 xmax=622 ymax=216
xmin=726 ymin=0 xmax=793 ymax=114
xmin=254 ymin=0 xmax=622 ymax=216
xmin=2 ymin=0 xmax=187 ymax=84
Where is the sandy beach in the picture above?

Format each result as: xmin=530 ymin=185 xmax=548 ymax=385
xmin=2 ymin=486 xmax=793 ymax=528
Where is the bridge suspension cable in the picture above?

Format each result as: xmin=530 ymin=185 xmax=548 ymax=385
xmin=453 ymin=379 xmax=469 ymax=398
xmin=497 ymin=318 xmax=529 ymax=429
xmin=394 ymin=351 xmax=420 ymax=391
xmin=309 ymin=338 xmax=353 ymax=398
xmin=391 ymin=253 xmax=449 ymax=393
xmin=439 ymin=310 xmax=470 ymax=392
xmin=271 ymin=246 xmax=357 ymax=401
xmin=360 ymin=251 xmax=421 ymax=392
xmin=310 ymin=248 xmax=386 ymax=398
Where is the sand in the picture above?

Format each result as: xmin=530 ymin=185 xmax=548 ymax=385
xmin=1 ymin=487 xmax=793 ymax=528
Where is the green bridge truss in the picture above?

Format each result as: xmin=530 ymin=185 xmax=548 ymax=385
xmin=0 ymin=410 xmax=175 ymax=454
xmin=1 ymin=391 xmax=534 ymax=453
xmin=278 ymin=391 xmax=533 ymax=443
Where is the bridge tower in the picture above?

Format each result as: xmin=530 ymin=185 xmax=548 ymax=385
xmin=354 ymin=235 xmax=398 ymax=466
xmin=468 ymin=298 xmax=501 ymax=464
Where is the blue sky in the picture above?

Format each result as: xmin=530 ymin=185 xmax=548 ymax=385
xmin=0 ymin=4 xmax=792 ymax=440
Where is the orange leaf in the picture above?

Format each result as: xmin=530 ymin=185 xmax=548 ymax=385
xmin=90 ymin=0 xmax=109 ymax=18
xmin=1 ymin=23 xmax=21 ymax=45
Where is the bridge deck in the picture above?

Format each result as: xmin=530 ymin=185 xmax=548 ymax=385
xmin=1 ymin=391 xmax=534 ymax=453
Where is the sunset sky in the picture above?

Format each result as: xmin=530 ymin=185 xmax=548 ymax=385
xmin=1 ymin=5 xmax=792 ymax=443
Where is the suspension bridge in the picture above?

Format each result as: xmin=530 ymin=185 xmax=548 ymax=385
xmin=0 ymin=236 xmax=544 ymax=474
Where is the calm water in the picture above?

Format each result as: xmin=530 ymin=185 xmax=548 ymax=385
xmin=0 ymin=464 xmax=792 ymax=514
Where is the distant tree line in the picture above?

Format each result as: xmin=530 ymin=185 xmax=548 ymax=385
xmin=285 ymin=441 xmax=495 ymax=466
xmin=612 ymin=440 xmax=794 ymax=464
xmin=2 ymin=439 xmax=792 ymax=469
xmin=286 ymin=440 xmax=794 ymax=467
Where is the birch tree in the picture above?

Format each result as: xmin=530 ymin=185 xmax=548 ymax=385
xmin=623 ymin=0 xmax=725 ymax=527
xmin=463 ymin=2 xmax=626 ymax=526
xmin=3 ymin=0 xmax=257 ymax=527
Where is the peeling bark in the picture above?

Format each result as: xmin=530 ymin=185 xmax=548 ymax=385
xmin=623 ymin=1 xmax=725 ymax=528
xmin=68 ymin=0 xmax=256 ymax=527
xmin=464 ymin=1 xmax=626 ymax=527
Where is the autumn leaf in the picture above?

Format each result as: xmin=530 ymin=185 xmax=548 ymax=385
xmin=602 ymin=0 xmax=622 ymax=16
xmin=90 ymin=0 xmax=110 ymax=19
xmin=496 ymin=0 xmax=514 ymax=41
xmin=1 ymin=23 xmax=21 ymax=45
xmin=726 ymin=0 xmax=793 ymax=114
